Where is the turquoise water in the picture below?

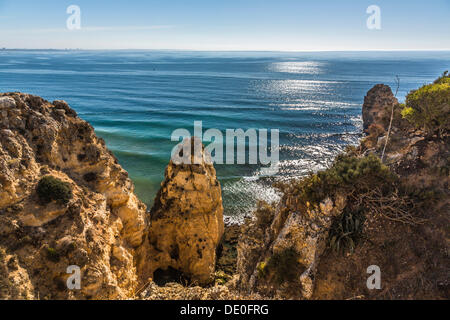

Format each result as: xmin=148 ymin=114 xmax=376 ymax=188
xmin=1 ymin=50 xmax=449 ymax=220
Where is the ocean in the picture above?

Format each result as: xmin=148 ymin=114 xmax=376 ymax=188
xmin=1 ymin=50 xmax=449 ymax=221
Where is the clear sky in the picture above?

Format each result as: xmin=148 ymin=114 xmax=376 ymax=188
xmin=0 ymin=0 xmax=449 ymax=51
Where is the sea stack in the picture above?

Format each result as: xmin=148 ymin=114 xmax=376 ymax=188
xmin=138 ymin=137 xmax=224 ymax=285
xmin=362 ymin=84 xmax=398 ymax=133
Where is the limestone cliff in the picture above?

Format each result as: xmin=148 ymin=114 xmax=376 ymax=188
xmin=0 ymin=93 xmax=226 ymax=299
xmin=137 ymin=138 xmax=224 ymax=285
xmin=236 ymin=76 xmax=449 ymax=300
xmin=312 ymin=80 xmax=449 ymax=300
xmin=236 ymin=190 xmax=347 ymax=299
xmin=362 ymin=84 xmax=398 ymax=133
xmin=1 ymin=74 xmax=447 ymax=300
xmin=0 ymin=93 xmax=147 ymax=299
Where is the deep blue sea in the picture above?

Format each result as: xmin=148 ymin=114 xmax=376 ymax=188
xmin=1 ymin=50 xmax=449 ymax=221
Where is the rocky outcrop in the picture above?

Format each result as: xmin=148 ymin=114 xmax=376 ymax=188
xmin=0 ymin=92 xmax=227 ymax=299
xmin=237 ymin=195 xmax=346 ymax=299
xmin=2 ymin=77 xmax=447 ymax=301
xmin=236 ymin=78 xmax=449 ymax=300
xmin=0 ymin=247 xmax=35 ymax=299
xmin=361 ymin=83 xmax=449 ymax=191
xmin=0 ymin=93 xmax=147 ymax=299
xmin=362 ymin=84 xmax=398 ymax=133
xmin=313 ymin=118 xmax=449 ymax=300
xmin=139 ymin=281 xmax=240 ymax=300
xmin=137 ymin=138 xmax=224 ymax=285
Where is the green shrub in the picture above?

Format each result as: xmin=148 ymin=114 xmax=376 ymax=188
xmin=289 ymin=154 xmax=395 ymax=255
xmin=328 ymin=208 xmax=365 ymax=254
xmin=36 ymin=176 xmax=72 ymax=204
xmin=46 ymin=247 xmax=60 ymax=262
xmin=297 ymin=154 xmax=395 ymax=205
xmin=265 ymin=247 xmax=304 ymax=284
xmin=402 ymin=71 xmax=450 ymax=135
xmin=254 ymin=201 xmax=275 ymax=230
xmin=433 ymin=70 xmax=450 ymax=85
xmin=256 ymin=261 xmax=267 ymax=278
xmin=401 ymin=106 xmax=414 ymax=118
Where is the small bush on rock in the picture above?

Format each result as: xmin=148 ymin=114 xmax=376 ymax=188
xmin=46 ymin=247 xmax=60 ymax=263
xmin=328 ymin=208 xmax=365 ymax=254
xmin=37 ymin=176 xmax=72 ymax=204
xmin=402 ymin=71 xmax=450 ymax=135
xmin=297 ymin=154 xmax=395 ymax=205
xmin=265 ymin=247 xmax=304 ymax=284
xmin=254 ymin=201 xmax=276 ymax=230
xmin=286 ymin=154 xmax=396 ymax=255
xmin=434 ymin=70 xmax=450 ymax=85
xmin=256 ymin=261 xmax=267 ymax=278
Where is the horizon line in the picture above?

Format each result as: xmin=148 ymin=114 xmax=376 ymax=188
xmin=1 ymin=48 xmax=450 ymax=53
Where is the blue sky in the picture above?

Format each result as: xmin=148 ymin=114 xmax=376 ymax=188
xmin=0 ymin=0 xmax=449 ymax=50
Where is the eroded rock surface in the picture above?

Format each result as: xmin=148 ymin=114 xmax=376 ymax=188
xmin=236 ymin=80 xmax=449 ymax=300
xmin=362 ymin=84 xmax=398 ymax=133
xmin=0 ymin=93 xmax=147 ymax=299
xmin=137 ymin=138 xmax=224 ymax=285
xmin=237 ymin=194 xmax=346 ymax=299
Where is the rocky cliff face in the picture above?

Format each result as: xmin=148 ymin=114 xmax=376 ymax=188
xmin=312 ymin=82 xmax=449 ymax=300
xmin=137 ymin=138 xmax=224 ymax=285
xmin=362 ymin=84 xmax=398 ymax=133
xmin=236 ymin=79 xmax=449 ymax=300
xmin=362 ymin=84 xmax=449 ymax=191
xmin=0 ymin=95 xmax=225 ymax=299
xmin=0 ymin=93 xmax=147 ymax=299
xmin=2 ymin=77 xmax=447 ymax=300
xmin=236 ymin=193 xmax=347 ymax=299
